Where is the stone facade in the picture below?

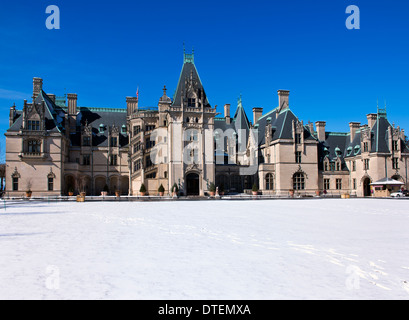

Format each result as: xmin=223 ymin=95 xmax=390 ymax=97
xmin=4 ymin=52 xmax=409 ymax=197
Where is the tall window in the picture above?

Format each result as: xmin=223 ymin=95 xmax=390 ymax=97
xmin=363 ymin=142 xmax=369 ymax=152
xmin=336 ymin=161 xmax=341 ymax=171
xmin=324 ymin=178 xmax=330 ymax=191
xmin=110 ymin=137 xmax=118 ymax=147
xmin=352 ymin=161 xmax=356 ymax=172
xmin=353 ymin=178 xmax=356 ymax=190
xmin=48 ymin=177 xmax=54 ymax=191
xmin=295 ymin=133 xmax=301 ymax=144
xmin=83 ymin=154 xmax=91 ymax=166
xmin=364 ymin=159 xmax=370 ymax=170
xmin=392 ymin=140 xmax=398 ymax=151
xmin=295 ymin=151 xmax=302 ymax=164
xmin=12 ymin=177 xmax=19 ymax=191
xmin=293 ymin=173 xmax=305 ymax=190
xmin=392 ymin=158 xmax=399 ymax=169
xmin=336 ymin=179 xmax=342 ymax=190
xmin=265 ymin=173 xmax=274 ymax=190
xmin=133 ymin=125 xmax=141 ymax=136
xmin=110 ymin=154 xmax=118 ymax=166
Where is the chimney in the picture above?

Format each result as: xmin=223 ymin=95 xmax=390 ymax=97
xmin=126 ymin=97 xmax=138 ymax=116
xmin=224 ymin=104 xmax=231 ymax=124
xmin=277 ymin=90 xmax=290 ymax=112
xmin=367 ymin=113 xmax=377 ymax=129
xmin=9 ymin=104 xmax=16 ymax=128
xmin=253 ymin=107 xmax=263 ymax=125
xmin=47 ymin=94 xmax=56 ymax=103
xmin=349 ymin=122 xmax=361 ymax=143
xmin=33 ymin=77 xmax=43 ymax=99
xmin=67 ymin=93 xmax=78 ymax=115
xmin=315 ymin=121 xmax=326 ymax=141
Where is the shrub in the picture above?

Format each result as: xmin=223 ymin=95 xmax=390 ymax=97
xmin=171 ymin=183 xmax=179 ymax=193
xmin=208 ymin=182 xmax=216 ymax=192
xmin=140 ymin=184 xmax=146 ymax=193
xmin=158 ymin=184 xmax=165 ymax=193
xmin=252 ymin=183 xmax=259 ymax=192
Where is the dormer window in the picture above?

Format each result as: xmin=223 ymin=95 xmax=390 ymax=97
xmin=83 ymin=136 xmax=91 ymax=146
xmin=188 ymin=98 xmax=196 ymax=108
xmin=99 ymin=124 xmax=105 ymax=134
xmin=27 ymin=120 xmax=40 ymax=131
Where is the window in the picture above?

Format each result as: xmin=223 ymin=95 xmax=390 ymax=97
xmin=295 ymin=133 xmax=301 ymax=144
xmin=364 ymin=159 xmax=370 ymax=170
xmin=392 ymin=140 xmax=399 ymax=152
xmin=392 ymin=157 xmax=399 ymax=169
xmin=83 ymin=136 xmax=91 ymax=146
xmin=133 ymin=125 xmax=141 ymax=136
xmin=110 ymin=137 xmax=118 ymax=147
xmin=188 ymin=98 xmax=196 ymax=108
xmin=110 ymin=154 xmax=118 ymax=166
xmin=330 ymin=162 xmax=335 ymax=172
xmin=48 ymin=177 xmax=54 ymax=191
xmin=295 ymin=151 xmax=302 ymax=164
xmin=363 ymin=142 xmax=369 ymax=152
xmin=83 ymin=154 xmax=91 ymax=166
xmin=352 ymin=161 xmax=356 ymax=172
xmin=12 ymin=177 xmax=19 ymax=191
xmin=27 ymin=120 xmax=40 ymax=131
xmin=133 ymin=160 xmax=142 ymax=173
xmin=266 ymin=173 xmax=274 ymax=190
xmin=324 ymin=161 xmax=328 ymax=171
xmin=324 ymin=179 xmax=330 ymax=191
xmin=293 ymin=173 xmax=305 ymax=190
xmin=28 ymin=140 xmax=41 ymax=153
xmin=146 ymin=125 xmax=155 ymax=131
xmin=146 ymin=139 xmax=155 ymax=149
xmin=353 ymin=178 xmax=356 ymax=190
xmin=336 ymin=179 xmax=342 ymax=190
xmin=336 ymin=161 xmax=341 ymax=171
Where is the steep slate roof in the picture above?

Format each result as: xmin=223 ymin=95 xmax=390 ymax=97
xmin=7 ymin=90 xmax=65 ymax=133
xmin=255 ymin=107 xmax=316 ymax=146
xmin=172 ymin=53 xmax=210 ymax=108
xmin=74 ymin=108 xmax=128 ymax=147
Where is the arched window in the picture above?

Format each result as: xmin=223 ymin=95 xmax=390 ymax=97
xmin=265 ymin=173 xmax=274 ymax=190
xmin=293 ymin=172 xmax=305 ymax=190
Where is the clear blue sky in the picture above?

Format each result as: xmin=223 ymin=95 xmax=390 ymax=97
xmin=1 ymin=0 xmax=409 ymax=161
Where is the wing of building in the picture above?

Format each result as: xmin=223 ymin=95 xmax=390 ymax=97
xmin=4 ymin=53 xmax=409 ymax=197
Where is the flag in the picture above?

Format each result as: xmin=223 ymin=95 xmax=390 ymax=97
xmin=136 ymin=87 xmax=139 ymax=100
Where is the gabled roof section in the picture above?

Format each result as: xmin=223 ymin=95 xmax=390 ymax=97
xmin=172 ymin=51 xmax=210 ymax=108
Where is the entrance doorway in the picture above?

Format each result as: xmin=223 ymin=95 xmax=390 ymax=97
xmin=363 ymin=177 xmax=371 ymax=197
xmin=186 ymin=173 xmax=200 ymax=196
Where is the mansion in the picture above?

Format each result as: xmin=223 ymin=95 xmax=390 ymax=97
xmin=4 ymin=52 xmax=409 ymax=197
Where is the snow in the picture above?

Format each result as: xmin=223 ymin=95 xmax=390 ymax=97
xmin=0 ymin=198 xmax=409 ymax=300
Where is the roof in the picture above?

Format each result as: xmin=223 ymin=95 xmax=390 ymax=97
xmin=370 ymin=178 xmax=404 ymax=186
xmin=172 ymin=53 xmax=210 ymax=108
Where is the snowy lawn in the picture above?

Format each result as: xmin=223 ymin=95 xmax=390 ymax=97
xmin=0 ymin=198 xmax=408 ymax=300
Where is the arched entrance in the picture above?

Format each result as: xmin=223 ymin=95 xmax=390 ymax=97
xmin=363 ymin=177 xmax=371 ymax=197
xmin=186 ymin=172 xmax=200 ymax=196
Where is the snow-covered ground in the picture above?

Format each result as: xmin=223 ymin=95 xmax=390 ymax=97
xmin=0 ymin=198 xmax=408 ymax=300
